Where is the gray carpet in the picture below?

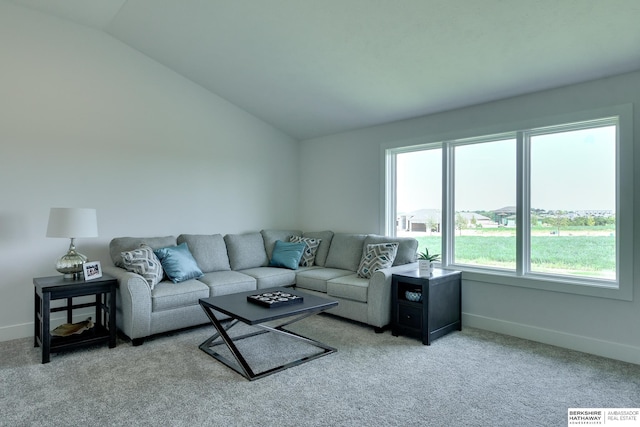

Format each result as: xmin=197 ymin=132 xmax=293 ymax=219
xmin=1 ymin=314 xmax=639 ymax=427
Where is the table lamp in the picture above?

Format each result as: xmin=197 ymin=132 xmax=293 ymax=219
xmin=46 ymin=208 xmax=98 ymax=279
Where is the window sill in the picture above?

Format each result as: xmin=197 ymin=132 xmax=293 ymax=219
xmin=444 ymin=264 xmax=630 ymax=301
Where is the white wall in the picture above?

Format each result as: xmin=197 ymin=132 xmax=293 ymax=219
xmin=0 ymin=2 xmax=299 ymax=340
xmin=299 ymin=71 xmax=640 ymax=364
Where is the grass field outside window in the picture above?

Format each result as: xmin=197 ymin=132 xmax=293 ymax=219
xmin=413 ymin=225 xmax=615 ymax=279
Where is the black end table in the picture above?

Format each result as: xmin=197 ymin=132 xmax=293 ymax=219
xmin=391 ymin=268 xmax=461 ymax=345
xmin=33 ymin=274 xmax=117 ymax=363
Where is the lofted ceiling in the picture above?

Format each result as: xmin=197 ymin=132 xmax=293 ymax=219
xmin=10 ymin=0 xmax=640 ymax=140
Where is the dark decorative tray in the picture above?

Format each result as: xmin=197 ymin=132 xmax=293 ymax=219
xmin=247 ymin=291 xmax=304 ymax=308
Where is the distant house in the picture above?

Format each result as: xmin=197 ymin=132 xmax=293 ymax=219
xmin=492 ymin=206 xmax=516 ymax=226
xmin=398 ymin=209 xmax=442 ymax=232
xmin=457 ymin=212 xmax=496 ymax=228
xmin=398 ymin=209 xmax=497 ymax=232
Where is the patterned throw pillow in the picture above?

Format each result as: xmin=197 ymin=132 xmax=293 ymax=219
xmin=289 ymin=236 xmax=322 ymax=267
xmin=121 ymin=244 xmax=164 ymax=290
xmin=357 ymin=243 xmax=399 ymax=279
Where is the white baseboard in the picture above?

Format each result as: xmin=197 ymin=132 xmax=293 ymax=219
xmin=0 ymin=322 xmax=33 ymax=342
xmin=0 ymin=310 xmax=95 ymax=343
xmin=463 ymin=313 xmax=640 ymax=365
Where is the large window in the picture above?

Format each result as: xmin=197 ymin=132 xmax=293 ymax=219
xmin=385 ymin=110 xmax=630 ymax=295
xmin=453 ymin=137 xmax=516 ymax=270
xmin=528 ymin=124 xmax=616 ymax=280
xmin=396 ymin=148 xmax=442 ymax=256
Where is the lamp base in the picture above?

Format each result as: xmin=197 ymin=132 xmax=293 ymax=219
xmin=55 ymin=239 xmax=87 ymax=280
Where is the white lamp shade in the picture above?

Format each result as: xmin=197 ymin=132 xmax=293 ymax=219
xmin=46 ymin=208 xmax=98 ymax=238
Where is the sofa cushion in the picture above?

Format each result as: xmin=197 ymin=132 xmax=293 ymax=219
xmin=269 ymin=240 xmax=306 ymax=270
xmin=154 ymin=243 xmax=204 ymax=283
xmin=120 ymin=244 xmax=164 ymax=290
xmin=224 ymin=232 xmax=269 ymax=270
xmin=303 ymin=231 xmax=333 ymax=267
xmin=327 ymin=274 xmax=369 ymax=303
xmin=198 ymin=270 xmax=257 ymax=296
xmin=151 ymin=279 xmax=209 ymax=312
xmin=357 ymin=242 xmax=399 ymax=279
xmin=289 ymin=236 xmax=321 ymax=267
xmin=109 ymin=236 xmax=177 ymax=268
xmin=261 ymin=229 xmax=302 ymax=260
xmin=363 ymin=235 xmax=418 ymax=266
xmin=239 ymin=267 xmax=296 ymax=289
xmin=177 ymin=234 xmax=230 ymax=273
xmin=324 ymin=233 xmax=367 ymax=271
xmin=295 ymin=268 xmax=353 ymax=293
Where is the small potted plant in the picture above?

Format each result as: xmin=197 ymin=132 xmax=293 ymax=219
xmin=417 ymin=248 xmax=440 ymax=275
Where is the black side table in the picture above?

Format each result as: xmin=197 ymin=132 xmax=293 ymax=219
xmin=391 ymin=268 xmax=461 ymax=345
xmin=33 ymin=274 xmax=117 ymax=363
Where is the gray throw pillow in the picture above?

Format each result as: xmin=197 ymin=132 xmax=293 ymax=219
xmin=363 ymin=234 xmax=418 ymax=266
xmin=121 ymin=244 xmax=164 ymax=289
xmin=303 ymin=231 xmax=334 ymax=267
xmin=289 ymin=235 xmax=322 ymax=267
xmin=357 ymin=243 xmax=399 ymax=279
xmin=110 ymin=236 xmax=177 ymax=268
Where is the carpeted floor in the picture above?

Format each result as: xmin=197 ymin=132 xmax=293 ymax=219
xmin=1 ymin=314 xmax=639 ymax=427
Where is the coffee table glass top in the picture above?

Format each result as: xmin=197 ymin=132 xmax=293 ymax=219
xmin=199 ymin=287 xmax=338 ymax=325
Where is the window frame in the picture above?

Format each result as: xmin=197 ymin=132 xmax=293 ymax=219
xmin=448 ymin=132 xmax=518 ymax=271
xmin=383 ymin=105 xmax=633 ymax=301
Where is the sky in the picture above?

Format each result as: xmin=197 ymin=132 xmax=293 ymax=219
xmin=396 ymin=125 xmax=616 ymax=213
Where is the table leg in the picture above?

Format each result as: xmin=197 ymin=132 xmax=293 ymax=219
xmin=199 ymin=305 xmax=256 ymax=379
xmin=108 ymin=286 xmax=116 ymax=348
xmin=92 ymin=293 xmax=101 ymax=329
xmin=34 ymin=290 xmax=40 ymax=348
xmin=66 ymin=297 xmax=73 ymax=323
xmin=42 ymin=293 xmax=51 ymax=364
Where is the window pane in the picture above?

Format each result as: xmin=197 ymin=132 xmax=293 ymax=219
xmin=396 ymin=149 xmax=442 ymax=257
xmin=454 ymin=139 xmax=516 ymax=269
xmin=530 ymin=125 xmax=616 ymax=280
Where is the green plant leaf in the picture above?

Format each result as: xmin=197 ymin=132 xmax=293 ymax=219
xmin=417 ymin=248 xmax=440 ymax=262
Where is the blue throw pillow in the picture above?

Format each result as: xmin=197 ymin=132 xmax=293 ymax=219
xmin=154 ymin=243 xmax=203 ymax=283
xmin=269 ymin=240 xmax=306 ymax=270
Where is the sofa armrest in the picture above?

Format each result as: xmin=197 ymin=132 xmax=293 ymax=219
xmin=103 ymin=266 xmax=152 ymax=341
xmin=366 ymin=262 xmax=418 ymax=328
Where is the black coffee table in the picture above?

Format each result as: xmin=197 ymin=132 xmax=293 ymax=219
xmin=198 ymin=287 xmax=338 ymax=380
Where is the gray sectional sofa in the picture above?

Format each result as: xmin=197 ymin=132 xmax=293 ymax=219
xmin=104 ymin=229 xmax=418 ymax=345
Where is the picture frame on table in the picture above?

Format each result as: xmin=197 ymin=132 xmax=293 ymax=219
xmin=83 ymin=261 xmax=102 ymax=280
